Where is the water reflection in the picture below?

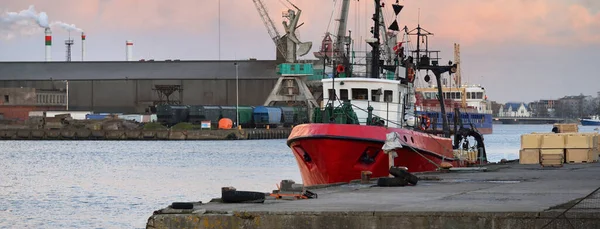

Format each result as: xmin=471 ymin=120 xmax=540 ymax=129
xmin=1 ymin=124 xmax=597 ymax=228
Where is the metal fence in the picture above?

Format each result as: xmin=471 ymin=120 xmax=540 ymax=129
xmin=541 ymin=186 xmax=600 ymax=229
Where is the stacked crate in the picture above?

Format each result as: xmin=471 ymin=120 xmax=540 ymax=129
xmin=520 ymin=132 xmax=599 ymax=166
xmin=520 ymin=134 xmax=542 ymax=164
xmin=564 ymin=133 xmax=599 ymax=163
xmin=540 ymin=134 xmax=566 ymax=167
xmin=554 ymin=123 xmax=578 ymax=133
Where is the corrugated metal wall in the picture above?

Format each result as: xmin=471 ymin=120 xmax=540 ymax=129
xmin=0 ymin=79 xmax=277 ymax=113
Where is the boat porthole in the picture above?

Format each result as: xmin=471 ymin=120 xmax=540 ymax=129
xmin=403 ymin=136 xmax=408 ymax=142
xmin=411 ymin=136 xmax=414 ymax=143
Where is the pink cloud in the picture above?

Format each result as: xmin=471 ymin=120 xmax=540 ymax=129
xmin=2 ymin=0 xmax=599 ymax=46
xmin=393 ymin=0 xmax=600 ymax=45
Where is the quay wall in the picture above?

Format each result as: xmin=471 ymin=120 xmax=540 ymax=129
xmin=146 ymin=211 xmax=600 ymax=229
xmin=0 ymin=128 xmax=291 ymax=140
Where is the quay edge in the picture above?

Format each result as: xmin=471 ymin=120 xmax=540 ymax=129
xmin=146 ymin=211 xmax=599 ymax=229
xmin=0 ymin=128 xmax=291 ymax=140
xmin=146 ymin=163 xmax=600 ymax=229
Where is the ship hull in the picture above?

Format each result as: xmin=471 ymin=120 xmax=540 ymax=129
xmin=287 ymin=124 xmax=463 ymax=186
xmin=581 ymin=119 xmax=600 ymax=126
xmin=416 ymin=111 xmax=493 ymax=135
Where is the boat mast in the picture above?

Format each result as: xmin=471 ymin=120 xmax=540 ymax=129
xmin=370 ymin=0 xmax=381 ymax=79
xmin=406 ymin=22 xmax=456 ymax=137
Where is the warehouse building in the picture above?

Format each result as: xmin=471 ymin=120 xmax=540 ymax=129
xmin=0 ymin=60 xmax=282 ymax=114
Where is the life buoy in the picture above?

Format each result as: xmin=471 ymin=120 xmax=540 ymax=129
xmin=419 ymin=115 xmax=431 ymax=130
xmin=336 ymin=64 xmax=345 ymax=73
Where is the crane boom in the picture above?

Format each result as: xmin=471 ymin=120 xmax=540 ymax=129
xmin=252 ymin=0 xmax=284 ymax=56
xmin=334 ymin=0 xmax=351 ymax=61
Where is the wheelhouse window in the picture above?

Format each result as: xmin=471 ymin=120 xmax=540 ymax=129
xmin=371 ymin=89 xmax=381 ymax=102
xmin=476 ymin=92 xmax=483 ymax=99
xmin=467 ymin=92 xmax=471 ymax=99
xmin=423 ymin=92 xmax=434 ymax=100
xmin=352 ymin=88 xmax=368 ymax=100
xmin=340 ymin=89 xmax=349 ymax=101
xmin=384 ymin=90 xmax=393 ymax=102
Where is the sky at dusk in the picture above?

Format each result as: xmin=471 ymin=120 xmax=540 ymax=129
xmin=0 ymin=0 xmax=599 ymax=103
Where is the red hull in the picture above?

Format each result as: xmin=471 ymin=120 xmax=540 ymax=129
xmin=287 ymin=124 xmax=467 ymax=186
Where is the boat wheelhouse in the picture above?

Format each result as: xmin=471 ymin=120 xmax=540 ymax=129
xmin=322 ymin=77 xmax=414 ymax=128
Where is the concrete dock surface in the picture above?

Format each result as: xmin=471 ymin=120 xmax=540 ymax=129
xmin=146 ymin=162 xmax=600 ymax=229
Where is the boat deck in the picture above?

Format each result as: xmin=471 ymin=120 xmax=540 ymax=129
xmin=146 ymin=162 xmax=600 ymax=229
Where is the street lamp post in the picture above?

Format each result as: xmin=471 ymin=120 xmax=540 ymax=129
xmin=235 ymin=62 xmax=239 ymax=127
xmin=64 ymin=80 xmax=69 ymax=110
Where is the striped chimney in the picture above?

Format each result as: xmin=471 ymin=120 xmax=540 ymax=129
xmin=126 ymin=40 xmax=133 ymax=61
xmin=44 ymin=27 xmax=52 ymax=61
xmin=81 ymin=32 xmax=86 ymax=61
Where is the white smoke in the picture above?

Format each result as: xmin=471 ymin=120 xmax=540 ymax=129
xmin=0 ymin=5 xmax=83 ymax=40
xmin=51 ymin=21 xmax=83 ymax=33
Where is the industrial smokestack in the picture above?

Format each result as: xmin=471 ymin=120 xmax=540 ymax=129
xmin=81 ymin=32 xmax=86 ymax=61
xmin=44 ymin=27 xmax=52 ymax=61
xmin=126 ymin=40 xmax=133 ymax=61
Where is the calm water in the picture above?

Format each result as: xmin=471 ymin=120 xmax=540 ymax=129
xmin=0 ymin=124 xmax=597 ymax=228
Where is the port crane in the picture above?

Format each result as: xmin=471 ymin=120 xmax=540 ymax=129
xmin=252 ymin=0 xmax=312 ymax=63
xmin=257 ymin=0 xmax=318 ymax=120
xmin=314 ymin=0 xmax=401 ymax=78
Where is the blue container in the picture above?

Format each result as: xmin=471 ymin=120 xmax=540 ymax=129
xmin=86 ymin=114 xmax=109 ymax=120
xmin=253 ymin=106 xmax=282 ymax=127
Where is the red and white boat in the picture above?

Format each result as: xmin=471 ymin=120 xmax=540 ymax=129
xmin=287 ymin=0 xmax=487 ymax=186
xmin=286 ymin=78 xmax=486 ymax=186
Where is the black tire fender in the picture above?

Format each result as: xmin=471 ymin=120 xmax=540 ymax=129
xmin=222 ymin=190 xmax=266 ymax=203
xmin=377 ymin=177 xmax=408 ymax=187
xmin=389 ymin=167 xmax=419 ymax=185
xmin=171 ymin=202 xmax=195 ymax=209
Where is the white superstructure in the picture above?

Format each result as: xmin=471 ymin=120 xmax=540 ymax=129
xmin=321 ymin=77 xmax=414 ymax=128
xmin=416 ymin=84 xmax=492 ymax=114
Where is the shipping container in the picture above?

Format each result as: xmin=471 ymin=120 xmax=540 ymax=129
xmin=219 ymin=105 xmax=254 ymax=127
xmin=253 ymin=106 xmax=282 ymax=128
xmin=85 ymin=114 xmax=110 ymax=120
xmin=238 ymin=106 xmax=254 ymax=128
xmin=280 ymin=107 xmax=295 ymax=127
xmin=189 ymin=105 xmax=221 ymax=127
xmin=220 ymin=106 xmax=237 ymax=122
xmin=293 ymin=106 xmax=309 ymax=125
xmin=156 ymin=105 xmax=189 ymax=127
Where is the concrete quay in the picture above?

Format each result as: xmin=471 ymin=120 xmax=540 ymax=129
xmin=0 ymin=128 xmax=290 ymax=140
xmin=146 ymin=163 xmax=600 ymax=229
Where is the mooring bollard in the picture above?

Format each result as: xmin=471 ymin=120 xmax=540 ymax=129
xmin=361 ymin=171 xmax=373 ymax=184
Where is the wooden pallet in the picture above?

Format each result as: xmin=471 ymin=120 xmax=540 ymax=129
xmin=541 ymin=153 xmax=564 ymax=167
xmin=568 ymin=160 xmax=598 ymax=164
xmin=541 ymin=164 xmax=563 ymax=168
